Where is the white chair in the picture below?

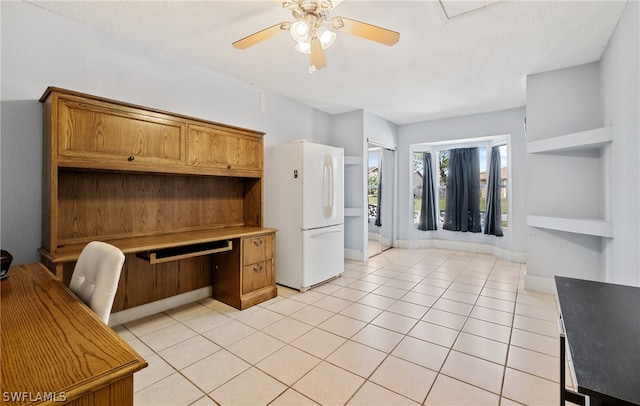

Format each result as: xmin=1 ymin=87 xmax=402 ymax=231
xmin=69 ymin=241 xmax=125 ymax=324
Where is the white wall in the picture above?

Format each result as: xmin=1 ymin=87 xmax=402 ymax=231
xmin=526 ymin=63 xmax=602 ymax=141
xmin=524 ymin=0 xmax=639 ymax=290
xmin=396 ymin=108 xmax=527 ymax=257
xmin=600 ymin=1 xmax=640 ymax=286
xmin=364 ymin=111 xmax=398 ymax=149
xmin=0 ymin=1 xmax=332 ymax=264
xmin=525 ymin=63 xmax=606 ymax=290
xmin=330 ymin=111 xmax=367 ymax=259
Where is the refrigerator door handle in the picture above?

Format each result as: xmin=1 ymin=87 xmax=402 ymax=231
xmin=323 ymin=156 xmax=333 ymax=219
xmin=328 ymin=160 xmax=334 ymax=217
xmin=308 ymin=228 xmax=342 ymax=238
xmin=323 ymin=163 xmax=329 ymax=218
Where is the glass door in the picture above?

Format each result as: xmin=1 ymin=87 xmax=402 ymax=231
xmin=367 ymin=146 xmax=382 ymax=257
xmin=379 ymin=147 xmax=394 ymax=252
xmin=367 ymin=143 xmax=394 ymax=258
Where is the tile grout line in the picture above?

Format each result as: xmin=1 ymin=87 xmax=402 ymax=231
xmin=497 ymin=263 xmax=521 ymax=406
xmin=420 ymin=253 xmax=506 ymax=404
xmin=125 ymin=250 xmax=557 ymax=405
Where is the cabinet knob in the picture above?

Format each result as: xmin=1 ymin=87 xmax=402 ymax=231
xmin=253 ymin=264 xmax=263 ymax=272
xmin=253 ymin=239 xmax=264 ymax=246
xmin=227 ymin=164 xmax=232 ymax=170
xmin=128 ymin=156 xmax=135 ymax=161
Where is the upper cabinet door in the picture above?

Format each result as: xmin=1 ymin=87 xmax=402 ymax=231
xmin=57 ymin=96 xmax=186 ymax=169
xmin=187 ymin=124 xmax=263 ymax=176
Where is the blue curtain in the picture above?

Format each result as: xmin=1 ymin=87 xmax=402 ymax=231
xmin=484 ymin=146 xmax=504 ymax=236
xmin=418 ymin=152 xmax=437 ymax=230
xmin=443 ymin=148 xmax=481 ymax=233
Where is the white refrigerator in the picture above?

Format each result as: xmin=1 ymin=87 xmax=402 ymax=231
xmin=265 ymin=140 xmax=344 ymax=291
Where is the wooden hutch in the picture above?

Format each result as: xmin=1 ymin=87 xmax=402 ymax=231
xmin=39 ymin=87 xmax=277 ymax=311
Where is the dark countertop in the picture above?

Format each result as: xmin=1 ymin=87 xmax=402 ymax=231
xmin=555 ymin=276 xmax=640 ymax=406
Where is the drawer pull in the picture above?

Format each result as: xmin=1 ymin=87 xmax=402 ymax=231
xmin=128 ymin=156 xmax=135 ymax=161
xmin=253 ymin=264 xmax=263 ymax=272
xmin=253 ymin=238 xmax=264 ymax=247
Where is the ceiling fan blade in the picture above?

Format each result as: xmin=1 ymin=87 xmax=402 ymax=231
xmin=232 ymin=22 xmax=290 ymax=49
xmin=310 ymin=36 xmax=327 ymax=69
xmin=332 ymin=17 xmax=400 ymax=46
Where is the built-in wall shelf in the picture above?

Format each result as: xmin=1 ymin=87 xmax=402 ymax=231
xmin=527 ymin=215 xmax=613 ymax=238
xmin=344 ymin=156 xmax=363 ymax=166
xmin=528 ymin=126 xmax=612 ymax=154
xmin=344 ymin=156 xmax=364 ymax=218
xmin=345 ymin=207 xmax=364 ymax=217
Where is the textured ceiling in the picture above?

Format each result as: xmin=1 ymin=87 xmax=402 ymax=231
xmin=29 ymin=0 xmax=627 ymax=124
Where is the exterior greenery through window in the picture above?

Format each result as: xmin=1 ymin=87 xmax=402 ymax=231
xmin=412 ymin=142 xmax=508 ymax=231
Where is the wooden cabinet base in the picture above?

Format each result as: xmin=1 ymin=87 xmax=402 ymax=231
xmin=213 ymin=285 xmax=278 ymax=310
xmin=65 ymin=376 xmax=133 ymax=406
xmin=212 ymin=232 xmax=277 ymax=310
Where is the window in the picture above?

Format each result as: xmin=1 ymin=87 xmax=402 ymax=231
xmin=369 ymin=148 xmax=381 ymax=222
xmin=412 ymin=151 xmax=424 ymax=224
xmin=412 ymin=137 xmax=509 ymax=231
xmin=438 ymin=150 xmax=448 ymax=224
xmin=498 ymin=144 xmax=508 ymax=229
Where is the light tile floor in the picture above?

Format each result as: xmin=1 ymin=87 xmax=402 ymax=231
xmin=113 ymin=248 xmax=570 ymax=406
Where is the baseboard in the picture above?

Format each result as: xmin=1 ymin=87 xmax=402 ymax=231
xmin=396 ymin=239 xmax=526 ymax=263
xmin=345 ymin=248 xmax=365 ymax=261
xmin=109 ymin=286 xmax=212 ymax=326
xmin=523 ymin=274 xmax=556 ymax=294
xmin=396 ymin=239 xmax=435 ymax=249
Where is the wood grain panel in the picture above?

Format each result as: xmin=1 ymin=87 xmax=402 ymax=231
xmin=243 ymin=178 xmax=263 ymax=227
xmin=187 ymin=124 xmax=263 ymax=173
xmin=212 ymin=239 xmax=241 ymax=306
xmin=178 ymin=255 xmax=212 ymax=295
xmin=111 ymin=254 xmax=213 ymax=311
xmin=40 ymin=87 xmax=273 ymax=313
xmin=121 ymin=255 xmax=155 ymax=309
xmin=212 ymin=232 xmax=277 ymax=309
xmin=58 ymin=98 xmax=185 ymax=165
xmin=66 ymin=378 xmax=132 ymax=406
xmin=242 ymin=234 xmax=274 ymax=265
xmin=153 ymin=261 xmax=179 ymax=301
xmin=57 ymin=170 xmax=245 ymax=245
xmin=242 ymin=260 xmax=273 ymax=294
xmin=1 ymin=264 xmax=146 ymax=405
xmin=111 ymin=258 xmax=129 ymax=312
xmin=42 ymin=95 xmax=55 ymax=253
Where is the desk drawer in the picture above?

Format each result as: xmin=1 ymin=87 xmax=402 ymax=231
xmin=242 ymin=260 xmax=273 ymax=294
xmin=242 ymin=234 xmax=274 ymax=265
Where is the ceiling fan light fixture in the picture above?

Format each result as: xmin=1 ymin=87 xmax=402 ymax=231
xmin=295 ymin=39 xmax=311 ymax=54
xmin=331 ymin=17 xmax=345 ymax=30
xmin=282 ymin=2 xmax=298 ymax=11
xmin=290 ymin=21 xmax=310 ymax=42
xmin=317 ymin=26 xmax=336 ymax=49
xmin=233 ymin=1 xmax=400 ymax=72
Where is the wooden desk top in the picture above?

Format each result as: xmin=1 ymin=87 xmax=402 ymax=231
xmin=555 ymin=276 xmax=640 ymax=406
xmin=40 ymin=226 xmax=278 ymax=264
xmin=1 ymin=263 xmax=147 ymax=405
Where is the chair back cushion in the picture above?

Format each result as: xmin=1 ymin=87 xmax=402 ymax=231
xmin=69 ymin=241 xmax=125 ymax=323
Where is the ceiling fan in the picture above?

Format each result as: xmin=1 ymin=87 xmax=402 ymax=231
xmin=232 ymin=0 xmax=400 ymax=73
